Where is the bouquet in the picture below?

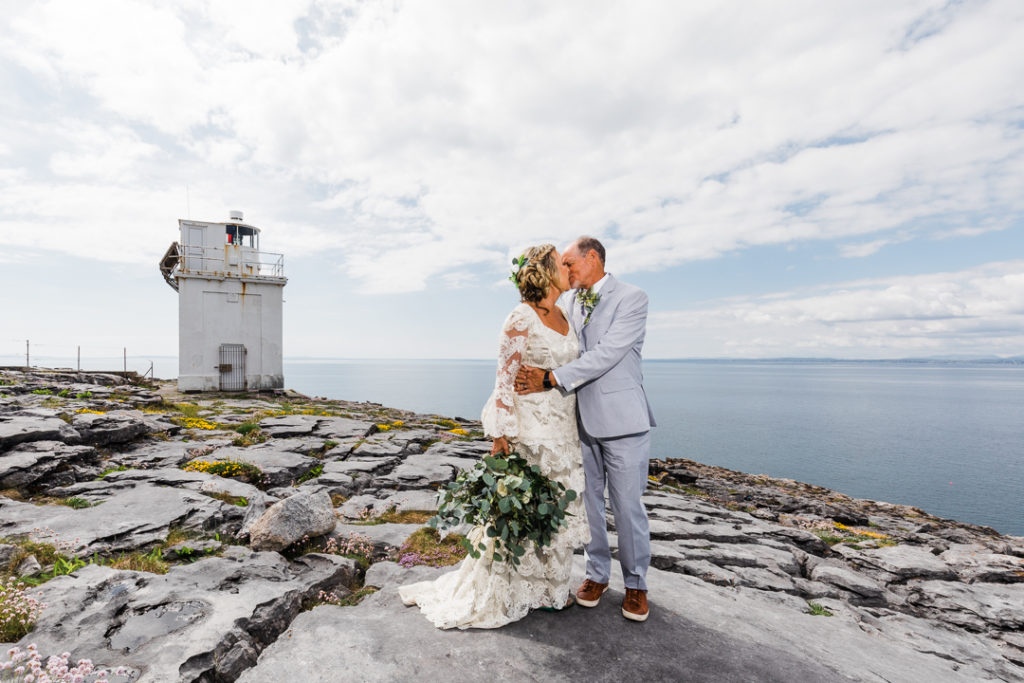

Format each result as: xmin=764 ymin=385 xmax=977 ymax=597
xmin=429 ymin=452 xmax=577 ymax=569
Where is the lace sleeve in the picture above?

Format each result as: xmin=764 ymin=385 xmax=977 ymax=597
xmin=481 ymin=309 xmax=530 ymax=439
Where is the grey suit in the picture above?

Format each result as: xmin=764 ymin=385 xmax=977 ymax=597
xmin=555 ymin=274 xmax=655 ymax=590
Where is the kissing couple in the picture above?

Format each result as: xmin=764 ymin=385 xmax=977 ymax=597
xmin=400 ymin=236 xmax=657 ymax=629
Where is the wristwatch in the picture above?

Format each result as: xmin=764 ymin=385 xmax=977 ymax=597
xmin=542 ymin=370 xmax=553 ymax=390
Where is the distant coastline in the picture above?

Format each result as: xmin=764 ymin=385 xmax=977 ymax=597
xmin=4 ymin=354 xmax=1024 ymax=370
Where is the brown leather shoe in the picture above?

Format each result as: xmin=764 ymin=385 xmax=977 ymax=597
xmin=575 ymin=579 xmax=609 ymax=607
xmin=622 ymin=588 xmax=649 ymax=622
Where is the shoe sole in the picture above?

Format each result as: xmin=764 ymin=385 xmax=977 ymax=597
xmin=622 ymin=607 xmax=650 ymax=622
xmin=576 ymin=586 xmax=609 ymax=608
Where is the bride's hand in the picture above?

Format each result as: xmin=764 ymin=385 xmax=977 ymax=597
xmin=491 ymin=436 xmax=510 ymax=456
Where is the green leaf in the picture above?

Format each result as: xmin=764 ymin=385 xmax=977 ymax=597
xmin=564 ymin=489 xmax=577 ymax=502
xmin=511 ymin=543 xmax=526 ymax=557
xmin=482 ymin=472 xmax=495 ymax=487
xmin=477 ymin=542 xmax=487 ymax=552
xmin=487 ymin=526 xmax=499 ymax=537
xmin=498 ymin=496 xmax=512 ymax=513
xmin=493 ymin=552 xmax=503 ymax=562
xmin=537 ymin=503 xmax=550 ymax=515
xmin=490 ymin=458 xmax=509 ymax=472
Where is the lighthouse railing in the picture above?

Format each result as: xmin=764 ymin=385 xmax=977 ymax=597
xmin=178 ymin=245 xmax=285 ymax=279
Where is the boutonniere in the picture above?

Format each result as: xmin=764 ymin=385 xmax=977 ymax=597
xmin=576 ymin=287 xmax=601 ymax=325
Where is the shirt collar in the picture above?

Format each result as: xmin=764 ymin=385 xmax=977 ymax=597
xmin=589 ymin=273 xmax=610 ymax=296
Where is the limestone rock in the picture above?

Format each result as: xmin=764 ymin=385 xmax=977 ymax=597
xmin=0 ymin=410 xmax=80 ymax=451
xmin=377 ymin=450 xmax=477 ymax=490
xmin=17 ymin=554 xmax=41 ymax=577
xmin=0 ymin=440 xmax=99 ymax=490
xmin=241 ymin=560 xmax=973 ymax=683
xmin=0 ymin=483 xmax=235 ymax=555
xmin=331 ymin=523 xmax=422 ymax=555
xmin=0 ymin=543 xmax=19 ymax=566
xmin=903 ymin=579 xmax=1024 ymax=632
xmin=71 ymin=411 xmax=150 ymax=446
xmin=204 ymin=444 xmax=319 ymax=487
xmin=810 ymin=564 xmax=886 ymax=601
xmin=840 ymin=544 xmax=957 ymax=582
xmin=250 ymin=490 xmax=337 ymax=552
xmin=258 ymin=414 xmax=321 ymax=437
xmin=21 ymin=553 xmax=359 ymax=682
xmin=314 ymin=416 xmax=375 ymax=440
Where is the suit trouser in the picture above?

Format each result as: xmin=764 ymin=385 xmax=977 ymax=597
xmin=580 ymin=426 xmax=651 ymax=591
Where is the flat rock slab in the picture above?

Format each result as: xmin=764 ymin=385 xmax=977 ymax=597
xmin=331 ymin=522 xmax=422 ymax=552
xmin=0 ymin=440 xmax=99 ymax=489
xmin=239 ymin=559 xmax=1020 ymax=683
xmin=113 ymin=438 xmax=233 ymax=469
xmin=350 ymin=435 xmax=406 ymax=457
xmin=0 ymin=410 xmax=80 ymax=451
xmin=21 ymin=552 xmax=359 ymax=682
xmin=377 ymin=451 xmax=478 ymax=490
xmin=71 ymin=412 xmax=151 ymax=446
xmin=0 ymin=483 xmax=234 ymax=554
xmin=840 ymin=544 xmax=957 ymax=582
xmin=314 ymin=417 xmax=375 ymax=440
xmin=200 ymin=444 xmax=319 ymax=487
xmin=55 ymin=467 xmax=274 ymax=510
xmin=338 ymin=490 xmax=440 ymax=520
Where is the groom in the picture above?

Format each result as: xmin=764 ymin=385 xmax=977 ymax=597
xmin=516 ymin=236 xmax=656 ymax=622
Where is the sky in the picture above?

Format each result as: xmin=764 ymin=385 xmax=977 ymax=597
xmin=1 ymin=0 xmax=1023 ymax=366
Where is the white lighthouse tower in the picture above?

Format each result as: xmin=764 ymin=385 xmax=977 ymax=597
xmin=159 ymin=211 xmax=287 ymax=392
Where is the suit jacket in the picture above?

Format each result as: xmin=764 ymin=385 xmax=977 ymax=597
xmin=555 ymin=274 xmax=656 ymax=439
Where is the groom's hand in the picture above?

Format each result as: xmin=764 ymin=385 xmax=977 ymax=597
xmin=515 ymin=365 xmax=548 ymax=395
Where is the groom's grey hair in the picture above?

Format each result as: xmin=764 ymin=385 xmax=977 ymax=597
xmin=574 ymin=236 xmax=606 ymax=264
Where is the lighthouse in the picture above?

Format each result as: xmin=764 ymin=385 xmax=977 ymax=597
xmin=159 ymin=211 xmax=287 ymax=392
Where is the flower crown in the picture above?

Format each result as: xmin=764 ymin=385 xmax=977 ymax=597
xmin=508 ymin=254 xmax=529 ymax=288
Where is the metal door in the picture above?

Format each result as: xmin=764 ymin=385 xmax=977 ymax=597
xmin=218 ymin=344 xmax=246 ymax=391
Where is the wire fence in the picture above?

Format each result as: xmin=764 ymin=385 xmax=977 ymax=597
xmin=1 ymin=339 xmax=178 ymax=380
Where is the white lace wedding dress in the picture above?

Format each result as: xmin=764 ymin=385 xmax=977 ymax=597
xmin=399 ymin=302 xmax=590 ymax=629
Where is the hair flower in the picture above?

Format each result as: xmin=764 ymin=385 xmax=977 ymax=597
xmin=508 ymin=254 xmax=529 ymax=287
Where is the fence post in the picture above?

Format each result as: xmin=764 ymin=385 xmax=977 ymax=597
xmin=123 ymin=347 xmax=127 ymax=379
xmin=25 ymin=340 xmax=29 ymax=369
xmin=77 ymin=346 xmax=81 ymax=374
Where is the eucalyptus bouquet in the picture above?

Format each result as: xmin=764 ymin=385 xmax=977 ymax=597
xmin=430 ymin=452 xmax=578 ymax=569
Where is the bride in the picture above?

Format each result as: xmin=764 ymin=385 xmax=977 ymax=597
xmin=399 ymin=243 xmax=589 ymax=629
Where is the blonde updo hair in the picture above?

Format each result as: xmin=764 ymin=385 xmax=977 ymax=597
xmin=516 ymin=244 xmax=559 ymax=312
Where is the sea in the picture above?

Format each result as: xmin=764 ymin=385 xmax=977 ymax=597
xmin=5 ymin=356 xmax=1022 ymax=536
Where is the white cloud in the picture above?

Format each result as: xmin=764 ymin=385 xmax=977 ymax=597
xmin=648 ymin=260 xmax=1024 ymax=358
xmin=1 ymin=1 xmax=1023 ymax=358
xmin=3 ymin=2 xmax=1022 ymax=287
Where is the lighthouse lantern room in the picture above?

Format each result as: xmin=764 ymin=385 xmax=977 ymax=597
xmin=160 ymin=210 xmax=287 ymax=392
